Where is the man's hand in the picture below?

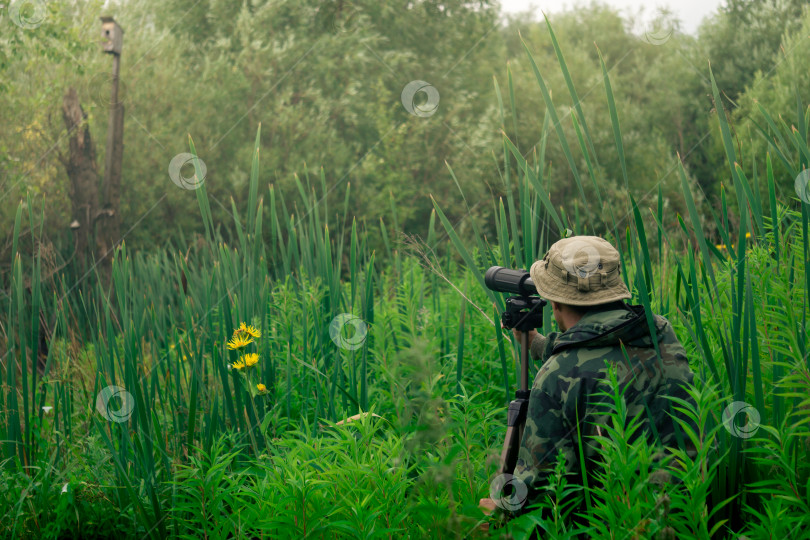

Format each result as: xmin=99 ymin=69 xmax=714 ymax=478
xmin=494 ymin=302 xmax=539 ymax=345
xmin=511 ymin=327 xmax=538 ymax=345
xmin=479 ymin=497 xmax=497 ymax=515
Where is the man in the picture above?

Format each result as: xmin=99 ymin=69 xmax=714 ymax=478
xmin=480 ymin=236 xmax=697 ymax=526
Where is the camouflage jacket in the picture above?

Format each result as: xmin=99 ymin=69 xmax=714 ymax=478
xmin=511 ymin=302 xmax=697 ymax=517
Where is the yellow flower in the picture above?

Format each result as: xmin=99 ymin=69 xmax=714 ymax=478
xmin=227 ymin=334 xmax=254 ymax=350
xmin=235 ymin=322 xmax=261 ymax=339
xmin=230 ymin=358 xmax=246 ymax=370
xmin=243 ymin=353 xmax=259 ymax=368
xmin=242 ymin=324 xmax=261 ymax=339
xmin=257 ymin=383 xmax=266 ymax=392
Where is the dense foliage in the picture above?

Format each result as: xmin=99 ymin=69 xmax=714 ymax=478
xmin=2 ymin=0 xmax=810 ymax=538
xmin=2 ymin=0 xmax=809 ymax=259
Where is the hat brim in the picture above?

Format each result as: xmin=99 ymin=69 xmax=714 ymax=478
xmin=530 ymin=259 xmax=632 ymax=307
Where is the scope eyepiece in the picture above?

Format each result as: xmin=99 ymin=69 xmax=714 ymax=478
xmin=484 ymin=266 xmax=537 ymax=296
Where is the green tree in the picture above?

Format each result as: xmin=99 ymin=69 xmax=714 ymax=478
xmin=497 ymin=3 xmax=705 ymax=243
xmin=698 ymin=0 xmax=807 ymax=104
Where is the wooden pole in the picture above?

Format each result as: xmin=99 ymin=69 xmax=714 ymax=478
xmin=98 ymin=22 xmax=123 ymax=274
xmin=102 ymin=53 xmax=119 ymax=211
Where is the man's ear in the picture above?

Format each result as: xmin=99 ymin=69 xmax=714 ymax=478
xmin=550 ymin=300 xmax=561 ymax=312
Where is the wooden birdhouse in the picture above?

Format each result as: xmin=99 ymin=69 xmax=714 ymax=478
xmin=100 ymin=16 xmax=123 ymax=55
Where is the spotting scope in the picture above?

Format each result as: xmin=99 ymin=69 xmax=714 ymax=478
xmin=484 ymin=266 xmax=537 ymax=296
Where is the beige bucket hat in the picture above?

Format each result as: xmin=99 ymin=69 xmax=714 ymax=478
xmin=529 ymin=236 xmax=631 ymax=306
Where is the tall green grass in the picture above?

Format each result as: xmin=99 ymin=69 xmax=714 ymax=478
xmin=2 ymin=122 xmax=512 ymax=536
xmin=1 ymin=17 xmax=809 ymax=538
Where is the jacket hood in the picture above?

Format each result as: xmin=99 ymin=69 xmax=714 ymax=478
xmin=551 ymin=303 xmax=665 ymax=354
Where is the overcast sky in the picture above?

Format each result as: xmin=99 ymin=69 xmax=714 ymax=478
xmin=499 ymin=0 xmax=725 ymax=35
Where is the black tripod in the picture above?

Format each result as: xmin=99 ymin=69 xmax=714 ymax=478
xmin=497 ymin=294 xmax=546 ymax=476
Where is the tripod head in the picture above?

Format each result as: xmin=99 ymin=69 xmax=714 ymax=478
xmin=485 ymin=266 xmax=547 ymax=332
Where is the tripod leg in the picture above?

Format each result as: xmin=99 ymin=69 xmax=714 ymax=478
xmin=498 ymin=397 xmax=529 ymax=475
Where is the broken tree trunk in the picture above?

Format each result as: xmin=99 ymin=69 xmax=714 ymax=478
xmin=61 ymin=87 xmax=99 ymax=274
